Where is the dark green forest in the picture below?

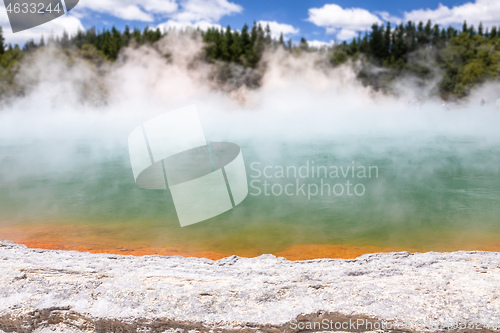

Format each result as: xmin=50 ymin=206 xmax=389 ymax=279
xmin=1 ymin=19 xmax=500 ymax=99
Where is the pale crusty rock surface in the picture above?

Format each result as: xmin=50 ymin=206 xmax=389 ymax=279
xmin=1 ymin=240 xmax=500 ymax=332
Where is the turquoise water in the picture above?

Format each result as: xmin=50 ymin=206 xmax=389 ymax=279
xmin=1 ymin=133 xmax=500 ymax=254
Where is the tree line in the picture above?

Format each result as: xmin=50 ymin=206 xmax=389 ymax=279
xmin=333 ymin=20 xmax=500 ymax=97
xmin=0 ymin=20 xmax=499 ymax=99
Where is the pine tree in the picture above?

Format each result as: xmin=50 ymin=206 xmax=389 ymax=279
xmin=432 ymin=24 xmax=440 ymax=47
xmin=132 ymin=28 xmax=142 ymax=43
xmin=240 ymin=24 xmax=251 ymax=56
xmin=250 ymin=22 xmax=258 ymax=47
xmin=359 ymin=32 xmax=370 ymax=54
xmin=299 ymin=37 xmax=308 ymax=50
xmin=252 ymin=23 xmax=265 ymax=65
xmin=264 ymin=24 xmax=272 ymax=45
xmin=424 ymin=20 xmax=432 ymax=45
xmin=392 ymin=24 xmax=407 ymax=61
xmin=60 ymin=31 xmax=70 ymax=48
xmin=23 ymin=39 xmax=36 ymax=52
xmin=447 ymin=26 xmax=457 ymax=39
xmin=468 ymin=25 xmax=475 ymax=36
xmin=0 ymin=27 xmax=4 ymax=55
xmin=230 ymin=30 xmax=242 ymax=62
xmin=86 ymin=27 xmax=97 ymax=45
xmin=383 ymin=22 xmax=391 ymax=59
xmin=123 ymin=25 xmax=131 ymax=45
xmin=106 ymin=26 xmax=123 ymax=60
xmin=347 ymin=38 xmax=359 ymax=55
xmin=416 ymin=21 xmax=427 ymax=46
xmin=491 ymin=26 xmax=497 ymax=38
xmin=221 ymin=25 xmax=233 ymax=61
xmin=370 ymin=23 xmax=385 ymax=60
xmin=406 ymin=21 xmax=416 ymax=52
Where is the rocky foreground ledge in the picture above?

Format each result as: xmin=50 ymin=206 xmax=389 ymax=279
xmin=1 ymin=240 xmax=500 ymax=333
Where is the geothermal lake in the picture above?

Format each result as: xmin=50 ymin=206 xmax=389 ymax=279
xmin=1 ymin=106 xmax=500 ymax=258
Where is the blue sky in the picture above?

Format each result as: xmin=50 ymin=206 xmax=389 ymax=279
xmin=1 ymin=0 xmax=498 ymax=46
xmin=218 ymin=0 xmax=476 ymax=43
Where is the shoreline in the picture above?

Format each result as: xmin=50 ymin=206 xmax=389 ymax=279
xmin=0 ymin=224 xmax=406 ymax=260
xmin=13 ymin=240 xmax=402 ymax=261
xmin=2 ymin=224 xmax=500 ymax=261
xmin=1 ymin=240 xmax=500 ymax=332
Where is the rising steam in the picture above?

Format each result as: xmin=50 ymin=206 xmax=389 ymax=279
xmin=1 ymin=31 xmax=500 ymax=254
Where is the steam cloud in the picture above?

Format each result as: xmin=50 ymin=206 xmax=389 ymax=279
xmin=1 ymin=31 xmax=500 ymax=254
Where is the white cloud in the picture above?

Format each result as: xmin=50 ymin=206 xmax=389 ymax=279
xmin=336 ymin=29 xmax=358 ymax=40
xmin=308 ymin=3 xmax=382 ymax=40
xmin=376 ymin=11 xmax=402 ymax=25
xmin=257 ymin=20 xmax=299 ymax=39
xmin=141 ymin=0 xmax=180 ymax=15
xmin=156 ymin=0 xmax=241 ymax=36
xmin=403 ymin=0 xmax=500 ymax=28
xmin=172 ymin=0 xmax=242 ymax=23
xmin=72 ymin=0 xmax=242 ymax=24
xmin=157 ymin=20 xmax=222 ymax=32
xmin=73 ymin=0 xmax=178 ymax=22
xmin=307 ymin=40 xmax=335 ymax=49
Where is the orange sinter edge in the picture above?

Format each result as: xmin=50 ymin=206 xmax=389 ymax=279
xmin=1 ymin=224 xmax=499 ymax=261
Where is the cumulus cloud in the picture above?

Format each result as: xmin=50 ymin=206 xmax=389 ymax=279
xmin=403 ymin=0 xmax=500 ymax=29
xmin=336 ymin=29 xmax=358 ymax=40
xmin=68 ymin=0 xmax=242 ymax=24
xmin=157 ymin=0 xmax=242 ymax=34
xmin=257 ymin=20 xmax=299 ymax=39
xmin=157 ymin=20 xmax=222 ymax=32
xmin=376 ymin=11 xmax=402 ymax=25
xmin=73 ymin=0 xmax=178 ymax=22
xmin=307 ymin=40 xmax=335 ymax=49
xmin=172 ymin=0 xmax=242 ymax=23
xmin=307 ymin=4 xmax=382 ymax=40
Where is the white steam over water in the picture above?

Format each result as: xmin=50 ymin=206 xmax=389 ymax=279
xmin=1 ymin=32 xmax=500 ymax=255
xmin=1 ymin=32 xmax=500 ymax=146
